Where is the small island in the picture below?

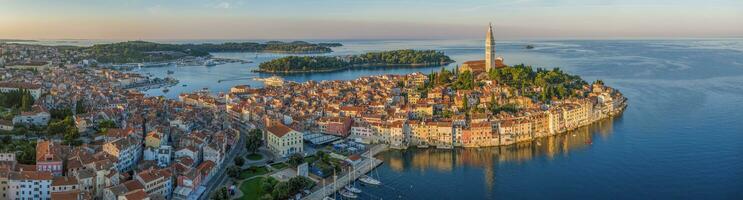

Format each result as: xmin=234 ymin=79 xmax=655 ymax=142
xmin=84 ymin=40 xmax=340 ymax=64
xmin=255 ymin=49 xmax=454 ymax=73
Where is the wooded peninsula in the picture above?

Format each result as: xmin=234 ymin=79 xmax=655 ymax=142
xmin=82 ymin=41 xmax=341 ymax=63
xmin=255 ymin=49 xmax=454 ymax=73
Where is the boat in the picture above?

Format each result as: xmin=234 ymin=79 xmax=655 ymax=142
xmin=339 ymin=189 xmax=357 ymax=199
xmin=323 ymin=197 xmax=334 ymax=200
xmin=162 ymin=88 xmax=169 ymax=93
xmin=344 ymin=185 xmax=361 ymax=193
xmin=182 ymin=84 xmax=187 ymax=87
xmin=167 ymin=70 xmax=174 ymax=74
xmin=416 ymin=142 xmax=429 ymax=148
xmin=204 ymin=59 xmax=217 ymax=66
xmin=359 ymin=175 xmax=380 ymax=185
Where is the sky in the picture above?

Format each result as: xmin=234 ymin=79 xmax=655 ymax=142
xmin=0 ymin=0 xmax=742 ymax=40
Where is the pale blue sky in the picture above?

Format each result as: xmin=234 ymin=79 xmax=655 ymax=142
xmin=1 ymin=0 xmax=741 ymax=40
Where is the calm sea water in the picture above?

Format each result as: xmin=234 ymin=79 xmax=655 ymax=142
xmin=37 ymin=39 xmax=743 ymax=199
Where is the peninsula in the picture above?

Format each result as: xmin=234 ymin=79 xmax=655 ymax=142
xmin=85 ymin=40 xmax=339 ymax=64
xmin=255 ymin=49 xmax=454 ymax=73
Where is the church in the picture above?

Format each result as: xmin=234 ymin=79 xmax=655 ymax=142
xmin=459 ymin=23 xmax=506 ymax=74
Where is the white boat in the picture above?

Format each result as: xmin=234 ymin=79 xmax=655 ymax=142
xmin=359 ymin=175 xmax=380 ymax=185
xmin=339 ymin=189 xmax=358 ymax=199
xmin=344 ymin=185 xmax=361 ymax=193
xmin=323 ymin=197 xmax=335 ymax=200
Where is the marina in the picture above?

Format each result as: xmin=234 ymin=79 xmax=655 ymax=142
xmin=304 ymin=145 xmax=387 ymax=200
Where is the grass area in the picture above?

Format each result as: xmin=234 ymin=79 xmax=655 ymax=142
xmin=239 ymin=166 xmax=269 ymax=180
xmin=271 ymin=162 xmax=288 ymax=170
xmin=239 ymin=177 xmax=265 ymax=200
xmin=246 ymin=153 xmax=263 ymax=161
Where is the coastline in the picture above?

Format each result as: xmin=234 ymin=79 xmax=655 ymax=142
xmin=253 ymin=61 xmax=455 ymax=74
xmin=361 ymin=100 xmax=628 ymax=150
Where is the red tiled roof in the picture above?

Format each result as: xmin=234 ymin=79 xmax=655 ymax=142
xmin=266 ymin=123 xmax=294 ymax=138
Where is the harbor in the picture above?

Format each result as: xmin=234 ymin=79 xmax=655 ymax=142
xmin=304 ymin=145 xmax=388 ymax=200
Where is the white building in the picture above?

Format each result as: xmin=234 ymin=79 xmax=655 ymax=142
xmin=135 ymin=168 xmax=173 ymax=199
xmin=12 ymin=106 xmax=50 ymax=126
xmin=103 ymin=137 xmax=142 ymax=172
xmin=144 ymin=145 xmax=173 ymax=168
xmin=0 ymin=82 xmax=43 ymax=99
xmin=266 ymin=123 xmax=303 ymax=158
xmin=202 ymin=142 xmax=224 ymax=164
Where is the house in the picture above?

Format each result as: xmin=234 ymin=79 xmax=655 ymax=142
xmin=144 ymin=145 xmax=173 ymax=168
xmin=36 ymin=140 xmax=65 ymax=176
xmin=135 ymin=168 xmax=173 ymax=199
xmin=317 ymin=116 xmax=352 ymax=137
xmin=0 ymin=82 xmax=43 ymax=99
xmin=12 ymin=105 xmax=51 ymax=126
xmin=266 ymin=122 xmax=303 ymax=158
xmin=202 ymin=142 xmax=224 ymax=164
xmin=103 ymin=137 xmax=142 ymax=172
xmin=174 ymin=146 xmax=201 ymax=165
xmin=51 ymin=176 xmax=80 ymax=193
xmin=7 ymin=171 xmax=53 ymax=200
xmin=102 ymin=180 xmax=144 ymax=200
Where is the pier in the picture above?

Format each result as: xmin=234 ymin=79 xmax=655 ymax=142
xmin=303 ymin=144 xmax=388 ymax=200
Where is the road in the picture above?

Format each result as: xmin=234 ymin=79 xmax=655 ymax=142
xmin=198 ymin=129 xmax=247 ymax=200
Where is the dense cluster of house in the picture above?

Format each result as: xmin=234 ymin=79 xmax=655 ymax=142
xmin=226 ymin=71 xmax=626 ymax=152
xmin=0 ymin=66 xmax=238 ymax=200
xmin=0 ymin=43 xmax=90 ymax=69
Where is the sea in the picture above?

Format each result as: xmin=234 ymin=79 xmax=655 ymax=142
xmin=27 ymin=38 xmax=743 ymax=199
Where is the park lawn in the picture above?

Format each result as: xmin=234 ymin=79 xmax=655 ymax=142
xmin=271 ymin=162 xmax=288 ymax=170
xmin=246 ymin=153 xmax=263 ymax=161
xmin=239 ymin=177 xmax=265 ymax=200
xmin=239 ymin=166 xmax=269 ymax=180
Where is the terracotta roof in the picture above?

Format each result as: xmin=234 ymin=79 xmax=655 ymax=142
xmin=0 ymin=82 xmax=42 ymax=89
xmin=122 ymin=189 xmax=148 ymax=200
xmin=52 ymin=176 xmax=79 ymax=186
xmin=122 ymin=180 xmax=145 ymax=191
xmin=51 ymin=190 xmax=87 ymax=200
xmin=9 ymin=171 xmax=53 ymax=180
xmin=266 ymin=123 xmax=294 ymax=138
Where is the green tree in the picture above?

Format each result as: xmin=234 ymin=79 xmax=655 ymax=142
xmin=226 ymin=166 xmax=240 ymax=179
xmin=75 ymin=99 xmax=86 ymax=114
xmin=245 ymin=129 xmax=263 ymax=155
xmin=287 ymin=153 xmax=304 ymax=167
xmin=234 ymin=156 xmax=245 ymax=167
xmin=211 ymin=187 xmax=229 ymax=200
xmin=271 ymin=182 xmax=292 ymax=200
xmin=20 ymin=92 xmax=31 ymax=111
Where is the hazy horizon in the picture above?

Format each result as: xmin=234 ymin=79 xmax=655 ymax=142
xmin=1 ymin=0 xmax=742 ymax=40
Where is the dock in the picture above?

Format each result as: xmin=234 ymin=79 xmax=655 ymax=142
xmin=303 ymin=144 xmax=388 ymax=200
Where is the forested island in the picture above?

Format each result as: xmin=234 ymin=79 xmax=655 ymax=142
xmin=256 ymin=49 xmax=453 ymax=73
xmin=84 ymin=41 xmax=340 ymax=63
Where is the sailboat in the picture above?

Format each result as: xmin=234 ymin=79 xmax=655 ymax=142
xmin=359 ymin=149 xmax=381 ymax=186
xmin=359 ymin=175 xmax=381 ymax=186
xmin=340 ymin=189 xmax=358 ymax=199
xmin=344 ymin=166 xmax=362 ymax=193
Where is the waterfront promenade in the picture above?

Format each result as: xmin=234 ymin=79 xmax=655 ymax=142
xmin=303 ymin=144 xmax=388 ymax=200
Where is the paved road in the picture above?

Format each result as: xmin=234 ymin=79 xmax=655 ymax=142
xmin=199 ymin=130 xmax=247 ymax=200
